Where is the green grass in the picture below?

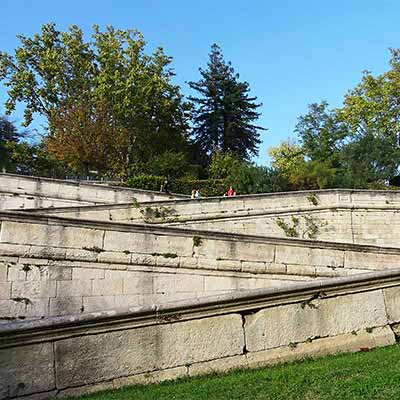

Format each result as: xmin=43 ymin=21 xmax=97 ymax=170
xmin=78 ymin=344 xmax=400 ymax=400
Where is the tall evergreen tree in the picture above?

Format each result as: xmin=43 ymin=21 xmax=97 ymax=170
xmin=188 ymin=44 xmax=264 ymax=161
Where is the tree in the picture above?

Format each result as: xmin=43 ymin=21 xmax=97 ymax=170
xmin=268 ymin=139 xmax=304 ymax=178
xmin=0 ymin=23 xmax=190 ymax=176
xmin=0 ymin=117 xmax=23 ymax=171
xmin=46 ymin=98 xmax=115 ymax=175
xmin=268 ymin=139 xmax=337 ymax=190
xmin=337 ymin=48 xmax=400 ymax=179
xmin=295 ymin=101 xmax=348 ymax=166
xmin=188 ymin=44 xmax=264 ymax=161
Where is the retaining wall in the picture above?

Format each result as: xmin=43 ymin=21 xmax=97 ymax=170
xmin=1 ymin=211 xmax=400 ymax=320
xmin=0 ymin=173 xmax=182 ymax=210
xmin=30 ymin=189 xmax=400 ymax=247
xmin=1 ymin=270 xmax=400 ymax=399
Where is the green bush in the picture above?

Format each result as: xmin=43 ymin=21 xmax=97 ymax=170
xmin=123 ymin=175 xmax=229 ymax=196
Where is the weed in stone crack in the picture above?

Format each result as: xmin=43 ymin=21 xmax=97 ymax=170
xmin=193 ymin=236 xmax=202 ymax=247
xmin=82 ymin=246 xmax=104 ymax=253
xmin=366 ymin=327 xmax=374 ymax=333
xmin=307 ymin=193 xmax=319 ymax=206
xmin=288 ymin=342 xmax=298 ymax=349
xmin=152 ymin=252 xmax=178 ymax=259
xmin=22 ymin=265 xmax=31 ymax=272
xmin=12 ymin=297 xmax=32 ymax=305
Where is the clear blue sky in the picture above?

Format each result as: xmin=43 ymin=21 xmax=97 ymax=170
xmin=1 ymin=0 xmax=400 ymax=164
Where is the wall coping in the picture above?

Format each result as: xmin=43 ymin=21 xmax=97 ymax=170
xmin=1 ymin=210 xmax=400 ymax=254
xmin=2 ymin=268 xmax=400 ymax=347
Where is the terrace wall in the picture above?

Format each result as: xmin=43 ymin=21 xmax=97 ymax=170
xmin=1 ymin=270 xmax=400 ymax=400
xmin=0 ymin=173 xmax=183 ymax=210
xmin=1 ymin=211 xmax=400 ymax=320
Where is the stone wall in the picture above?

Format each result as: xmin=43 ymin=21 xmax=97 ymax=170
xmin=1 ymin=269 xmax=399 ymax=400
xmin=30 ymin=189 xmax=400 ymax=247
xmin=0 ymin=173 xmax=183 ymax=210
xmin=0 ymin=256 xmax=300 ymax=322
xmin=1 ymin=211 xmax=400 ymax=320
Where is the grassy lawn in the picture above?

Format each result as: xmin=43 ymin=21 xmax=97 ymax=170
xmin=78 ymin=344 xmax=400 ymax=400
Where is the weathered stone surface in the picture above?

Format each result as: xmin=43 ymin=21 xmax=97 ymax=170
xmin=11 ymin=280 xmax=56 ymax=299
xmin=50 ymin=296 xmax=83 ymax=316
xmin=57 ymin=280 xmax=92 ymax=297
xmin=383 ymin=286 xmax=400 ymax=323
xmin=0 ymin=221 xmax=104 ymax=250
xmin=92 ymin=278 xmax=123 ymax=296
xmin=57 ymin=381 xmax=114 ymax=399
xmin=245 ymin=290 xmax=387 ymax=352
xmin=241 ymin=261 xmax=266 ymax=274
xmin=123 ymin=273 xmax=154 ymax=295
xmin=55 ymin=313 xmax=243 ymax=388
xmin=246 ymin=326 xmax=395 ymax=369
xmin=310 ymin=248 xmax=344 ymax=267
xmin=0 ymin=282 xmax=11 ymax=299
xmin=344 ymin=251 xmax=400 ymax=270
xmin=72 ymin=267 xmax=105 ymax=280
xmin=0 ymin=342 xmax=55 ymax=398
xmin=275 ymin=246 xmax=311 ymax=265
xmin=0 ymin=264 xmax=6 ymax=282
xmin=189 ymin=354 xmax=247 ymax=376
xmin=112 ymin=366 xmax=187 ymax=388
xmin=83 ymin=295 xmax=115 ymax=313
xmin=175 ymin=274 xmax=204 ymax=293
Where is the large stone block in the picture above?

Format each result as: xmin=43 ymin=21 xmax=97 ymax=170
xmin=0 ymin=264 xmax=8 ymax=282
xmin=92 ymin=278 xmax=123 ymax=296
xmin=55 ymin=313 xmax=243 ymax=388
xmin=72 ymin=267 xmax=105 ymax=280
xmin=275 ymin=245 xmax=312 ymax=265
xmin=344 ymin=251 xmax=400 ymax=270
xmin=246 ymin=326 xmax=395 ymax=369
xmin=175 ymin=274 xmax=204 ymax=293
xmin=0 ymin=342 xmax=55 ymax=399
xmin=83 ymin=295 xmax=115 ymax=313
xmin=0 ymin=221 xmax=104 ymax=250
xmin=0 ymin=282 xmax=11 ymax=300
xmin=57 ymin=280 xmax=92 ymax=297
xmin=383 ymin=286 xmax=400 ymax=323
xmin=123 ymin=273 xmax=154 ymax=295
xmin=11 ymin=280 xmax=56 ymax=299
xmin=245 ymin=289 xmax=388 ymax=352
xmin=50 ymin=296 xmax=83 ymax=316
xmin=310 ymin=248 xmax=344 ymax=267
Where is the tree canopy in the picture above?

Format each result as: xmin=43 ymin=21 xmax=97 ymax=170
xmin=0 ymin=23 xmax=190 ymax=176
xmin=188 ymin=44 xmax=264 ymax=162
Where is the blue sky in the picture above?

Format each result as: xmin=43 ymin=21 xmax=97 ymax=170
xmin=1 ymin=0 xmax=400 ymax=164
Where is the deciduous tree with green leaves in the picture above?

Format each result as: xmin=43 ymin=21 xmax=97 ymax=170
xmin=0 ymin=23 xmax=190 ymax=177
xmin=337 ymin=48 xmax=400 ymax=180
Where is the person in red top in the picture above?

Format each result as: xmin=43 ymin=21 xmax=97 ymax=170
xmin=225 ymin=186 xmax=236 ymax=196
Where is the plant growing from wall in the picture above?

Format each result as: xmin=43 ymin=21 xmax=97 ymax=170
xmin=302 ymin=215 xmax=328 ymax=239
xmin=275 ymin=215 xmax=327 ymax=239
xmin=307 ymin=193 xmax=319 ymax=206
xmin=132 ymin=197 xmax=140 ymax=208
xmin=276 ymin=216 xmax=300 ymax=237
xmin=192 ymin=236 xmax=202 ymax=247
xmin=140 ymin=206 xmax=175 ymax=222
